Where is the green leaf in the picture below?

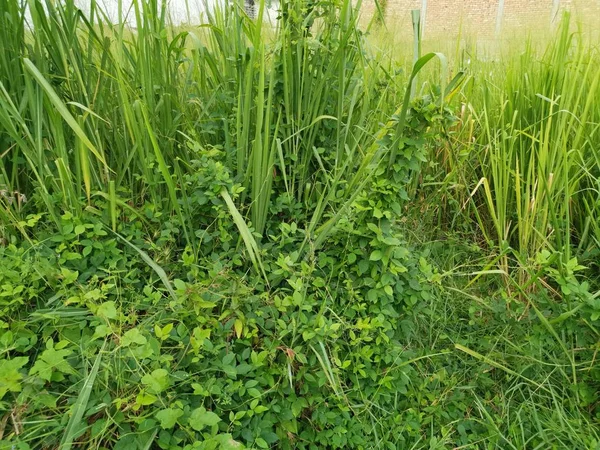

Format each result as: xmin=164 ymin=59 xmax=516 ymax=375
xmin=96 ymin=301 xmax=117 ymax=320
xmin=141 ymin=369 xmax=170 ymax=394
xmin=136 ymin=390 xmax=158 ymax=406
xmin=112 ymin=230 xmax=178 ymax=302
xmin=291 ymin=398 xmax=307 ymax=417
xmin=30 ymin=346 xmax=75 ymax=381
xmin=114 ymin=435 xmax=136 ymax=450
xmin=92 ymin=324 xmax=111 ymax=341
xmin=247 ymin=388 xmax=261 ymax=398
xmin=382 ymin=236 xmax=401 ymax=246
xmin=255 ymin=437 xmax=269 ymax=449
xmin=366 ymin=223 xmax=381 ymax=234
xmin=0 ymin=357 xmax=28 ymax=399
xmin=154 ymin=323 xmax=174 ymax=341
xmin=60 ymin=341 xmax=105 ymax=450
xmin=358 ymin=259 xmax=369 ymax=274
xmin=121 ymin=328 xmax=147 ymax=347
xmin=388 ymin=52 xmax=448 ymax=167
xmin=370 ymin=250 xmax=383 ymax=261
xmin=156 ymin=408 xmax=183 ymax=429
xmin=188 ymin=407 xmax=221 ymax=431
xmin=221 ymin=189 xmax=268 ymax=285
xmin=173 ymin=279 xmax=187 ymax=291
xmin=213 ymin=435 xmax=244 ymax=450
xmin=234 ymin=319 xmax=243 ymax=338
xmin=23 ymin=58 xmax=108 ymax=166
xmin=254 ymin=405 xmax=269 ymax=414
xmin=61 ymin=268 xmax=79 ymax=284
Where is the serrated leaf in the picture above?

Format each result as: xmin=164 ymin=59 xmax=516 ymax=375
xmin=194 ymin=299 xmax=216 ymax=309
xmin=222 ymin=353 xmax=236 ymax=365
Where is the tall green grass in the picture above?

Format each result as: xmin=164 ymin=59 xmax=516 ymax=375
xmin=0 ymin=0 xmax=447 ymax=271
xmin=417 ymin=13 xmax=600 ymax=283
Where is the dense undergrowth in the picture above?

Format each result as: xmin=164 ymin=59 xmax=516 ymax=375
xmin=0 ymin=0 xmax=599 ymax=449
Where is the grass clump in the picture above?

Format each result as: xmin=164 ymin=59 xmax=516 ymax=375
xmin=0 ymin=1 xmax=599 ymax=449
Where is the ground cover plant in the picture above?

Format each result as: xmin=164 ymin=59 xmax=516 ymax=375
xmin=0 ymin=0 xmax=599 ymax=449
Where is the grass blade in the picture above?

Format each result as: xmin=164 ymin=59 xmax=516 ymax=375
xmin=60 ymin=340 xmax=106 ymax=450
xmin=111 ymin=229 xmax=178 ymax=302
xmin=23 ymin=58 xmax=107 ymax=168
xmin=221 ymin=188 xmax=268 ymax=285
xmin=454 ymin=343 xmax=549 ymax=393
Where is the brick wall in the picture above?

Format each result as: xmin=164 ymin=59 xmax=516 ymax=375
xmin=361 ymin=0 xmax=600 ymax=37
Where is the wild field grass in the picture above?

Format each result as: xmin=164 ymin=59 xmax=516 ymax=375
xmin=0 ymin=1 xmax=598 ymax=449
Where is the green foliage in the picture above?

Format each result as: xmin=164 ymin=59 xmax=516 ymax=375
xmin=0 ymin=357 xmax=28 ymax=399
xmin=0 ymin=0 xmax=598 ymax=449
xmin=1 ymin=212 xmax=598 ymax=448
xmin=421 ymin=13 xmax=600 ymax=281
xmin=29 ymin=339 xmax=76 ymax=381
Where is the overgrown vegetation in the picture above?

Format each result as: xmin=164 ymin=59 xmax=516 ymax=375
xmin=0 ymin=1 xmax=598 ymax=449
